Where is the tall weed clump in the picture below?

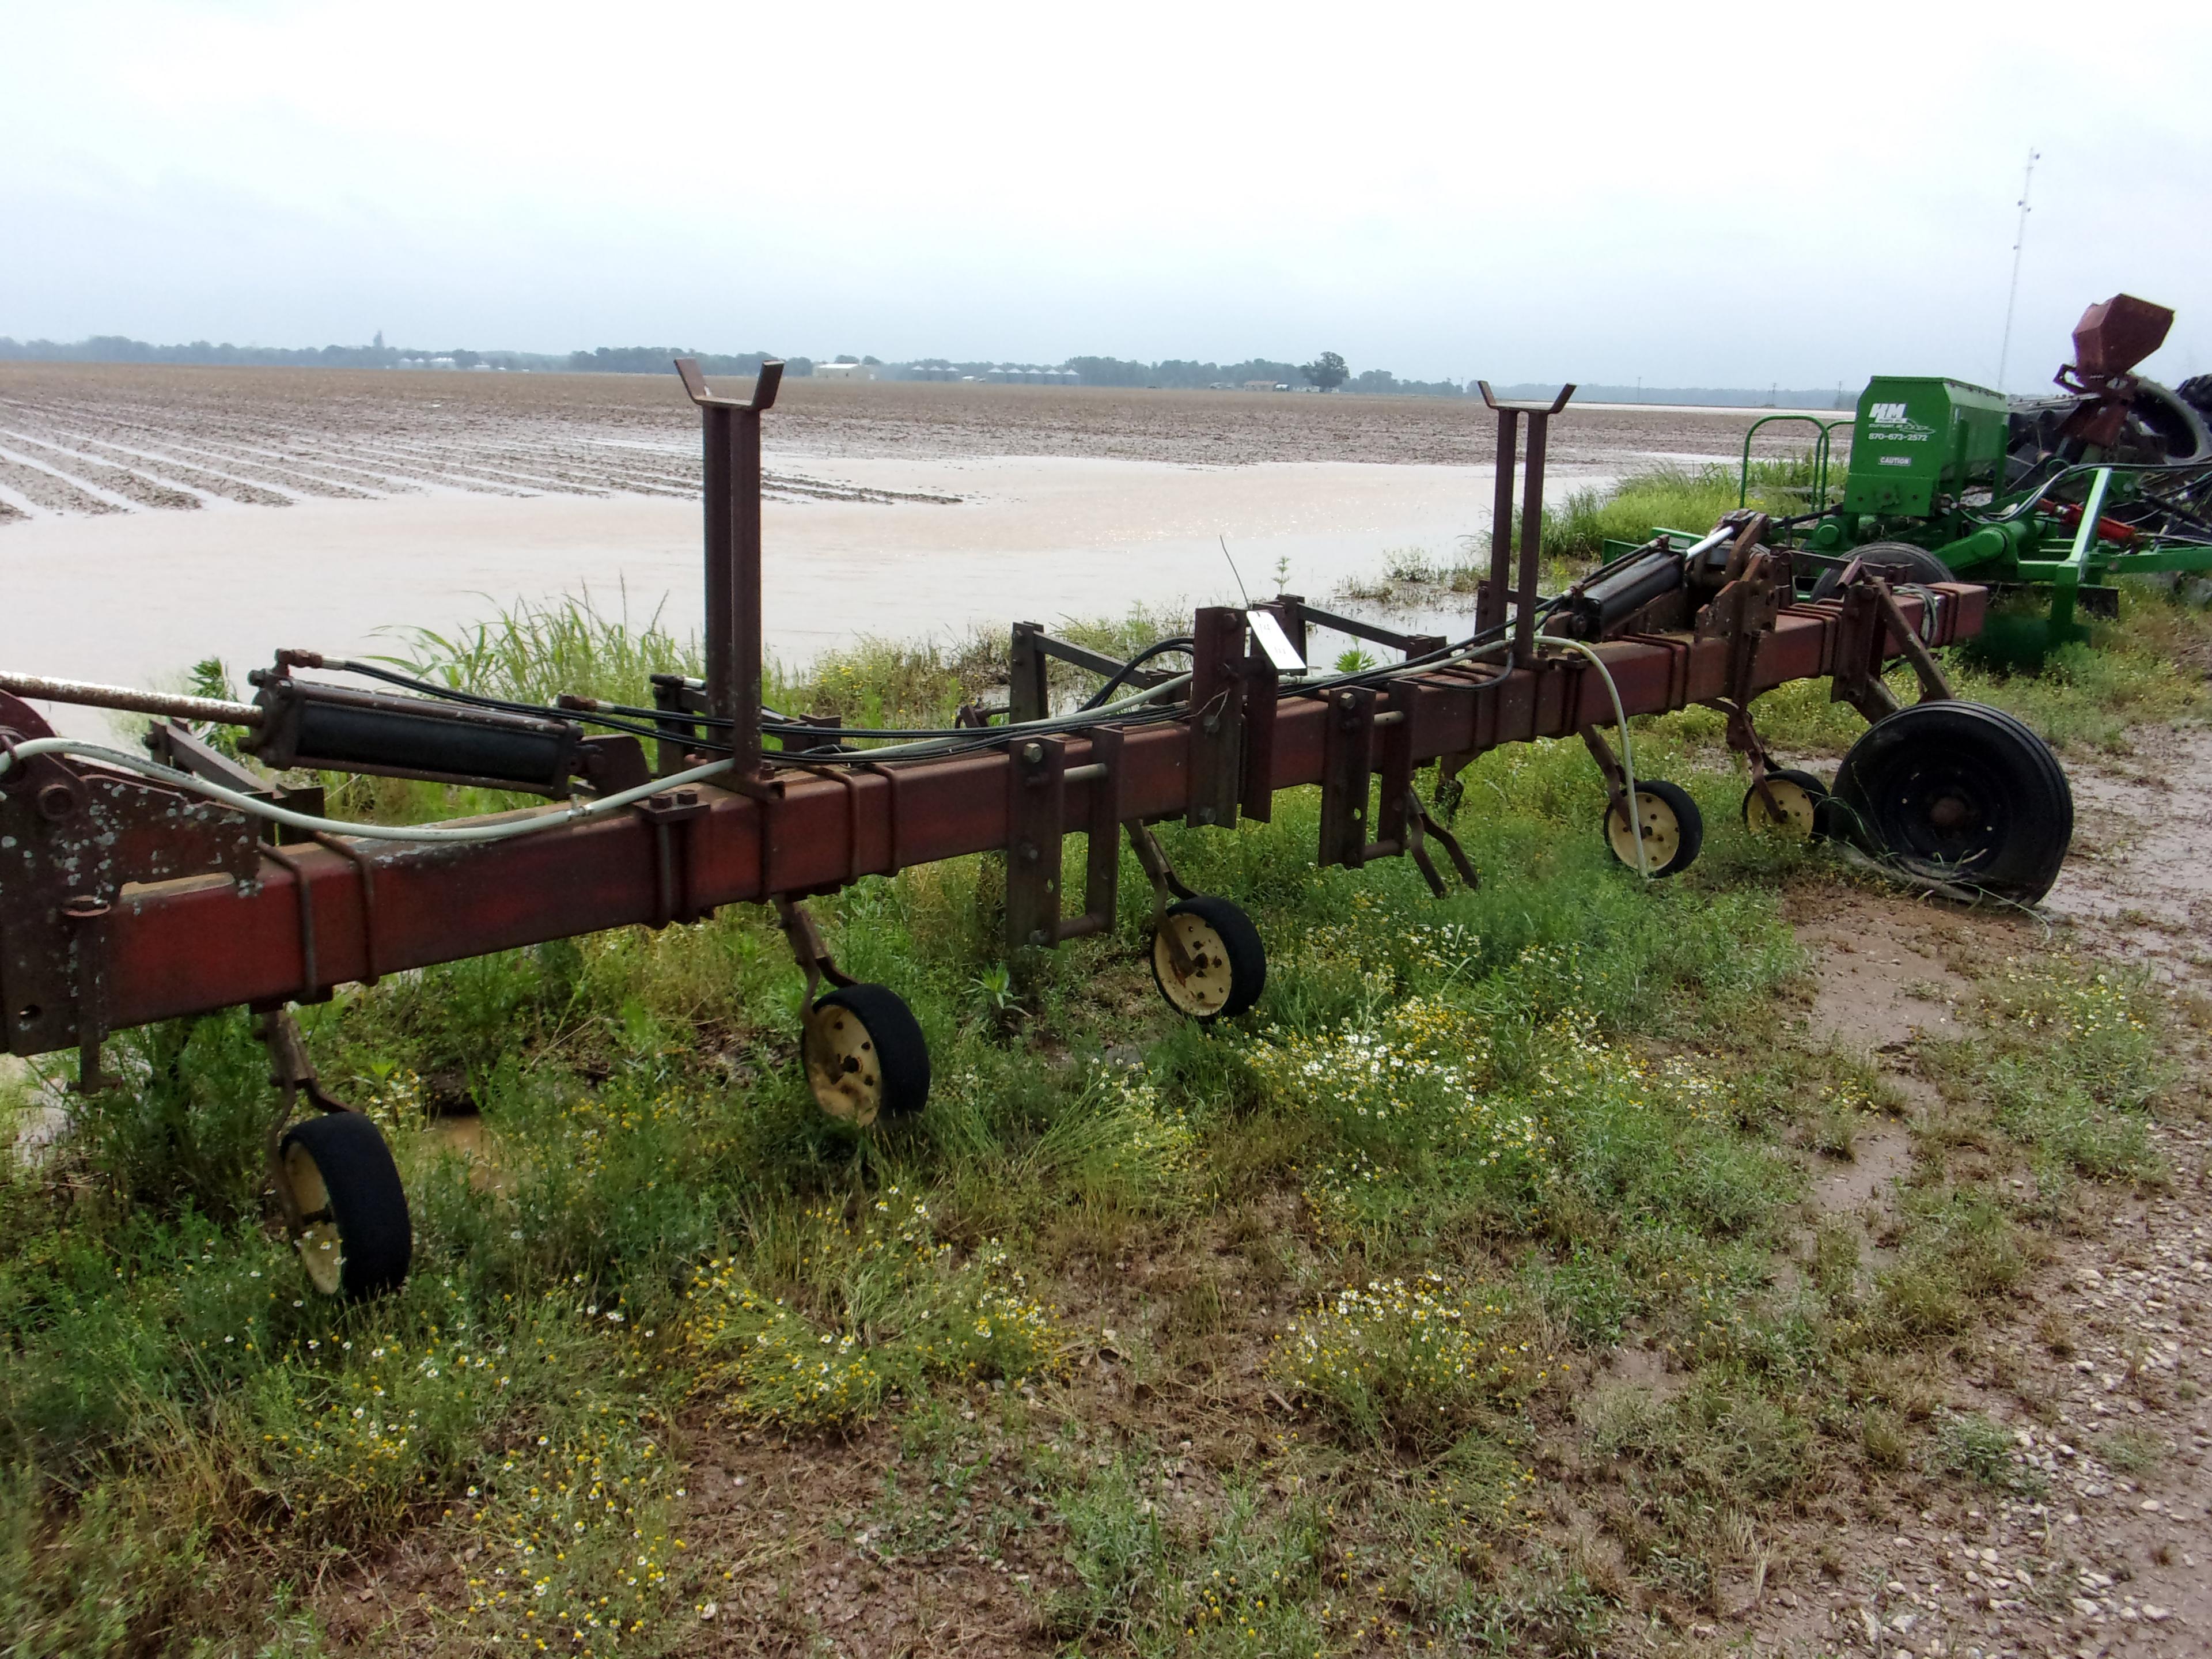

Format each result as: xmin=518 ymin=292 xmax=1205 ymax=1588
xmin=681 ymin=1187 xmax=1066 ymax=1431
xmin=1270 ymin=1273 xmax=1563 ymax=1449
xmin=379 ymin=588 xmax=697 ymax=708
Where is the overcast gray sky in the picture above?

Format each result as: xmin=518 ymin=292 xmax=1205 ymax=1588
xmin=4 ymin=0 xmax=2208 ymax=389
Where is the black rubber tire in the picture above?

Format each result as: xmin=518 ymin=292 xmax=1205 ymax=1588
xmin=1809 ymin=541 xmax=1955 ymax=603
xmin=1830 ymin=700 xmax=2072 ymax=903
xmin=2129 ymin=381 xmax=2212 ymax=466
xmin=2178 ymin=374 xmax=2212 ymax=426
xmin=1152 ymin=895 xmax=1267 ymax=1021
xmin=1603 ymin=778 xmax=1704 ymax=878
xmin=809 ymin=984 xmax=931 ymax=1122
xmin=279 ymin=1111 xmax=413 ymax=1301
xmin=1741 ymin=767 xmax=1831 ymax=840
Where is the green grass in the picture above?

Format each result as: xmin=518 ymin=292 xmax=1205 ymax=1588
xmin=1545 ymin=453 xmax=1838 ymax=563
xmin=4 ymin=563 xmax=2203 ymax=1654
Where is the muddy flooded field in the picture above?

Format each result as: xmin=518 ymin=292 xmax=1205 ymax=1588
xmin=0 ymin=362 xmax=1834 ymax=517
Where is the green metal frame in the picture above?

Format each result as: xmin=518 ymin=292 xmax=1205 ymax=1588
xmin=1737 ymin=415 xmax=1850 ymax=512
xmin=2012 ymin=467 xmax=2113 ymax=639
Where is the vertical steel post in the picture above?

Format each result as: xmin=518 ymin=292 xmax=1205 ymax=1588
xmin=676 ymin=357 xmax=782 ymax=778
xmin=702 ymin=405 xmax=734 ymax=725
xmin=1513 ymin=411 xmax=1551 ymax=669
xmin=1184 ymin=606 xmax=1247 ymax=830
xmin=1481 ymin=408 xmax=1519 ymax=636
xmin=730 ymin=400 xmax=765 ymax=771
xmin=1475 ymin=382 xmax=1577 ymax=666
xmin=1009 ymin=622 xmax=1049 ymax=724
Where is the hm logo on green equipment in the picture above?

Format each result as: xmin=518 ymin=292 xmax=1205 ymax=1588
xmin=1867 ymin=400 xmax=1933 ymax=452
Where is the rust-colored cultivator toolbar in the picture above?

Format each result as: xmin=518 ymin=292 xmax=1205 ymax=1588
xmin=0 ymin=359 xmax=2064 ymax=1301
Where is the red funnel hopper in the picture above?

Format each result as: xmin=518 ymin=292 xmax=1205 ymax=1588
xmin=2072 ymin=294 xmax=2173 ymax=378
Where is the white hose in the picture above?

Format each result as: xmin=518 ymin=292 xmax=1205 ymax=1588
xmin=1534 ymin=634 xmax=1647 ymax=879
xmin=0 ymin=737 xmax=736 ymax=845
xmin=828 ymin=670 xmax=1199 ymax=762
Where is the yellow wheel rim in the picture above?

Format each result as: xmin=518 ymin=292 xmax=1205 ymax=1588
xmin=281 ymin=1141 xmax=345 ymax=1297
xmin=1606 ymin=789 xmax=1682 ymax=869
xmin=804 ymin=1003 xmax=883 ymax=1127
xmin=1153 ymin=914 xmax=1233 ymax=1016
xmin=1745 ymin=778 xmax=1820 ymax=840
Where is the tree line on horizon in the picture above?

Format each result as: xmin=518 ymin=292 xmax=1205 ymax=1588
xmin=0 ymin=334 xmax=1854 ymax=406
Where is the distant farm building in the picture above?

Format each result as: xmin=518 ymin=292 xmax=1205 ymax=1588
xmin=815 ymin=361 xmax=874 ymax=381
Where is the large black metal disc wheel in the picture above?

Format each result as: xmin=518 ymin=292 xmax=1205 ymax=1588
xmin=1603 ymin=779 xmax=1703 ymax=877
xmin=277 ymin=1112 xmax=413 ymax=1300
xmin=1809 ymin=541 xmax=1955 ymax=603
xmin=804 ymin=984 xmax=930 ymax=1127
xmin=1152 ymin=895 xmax=1266 ymax=1021
xmin=1741 ymin=767 xmax=1830 ymax=841
xmin=1830 ymin=701 xmax=2072 ymax=903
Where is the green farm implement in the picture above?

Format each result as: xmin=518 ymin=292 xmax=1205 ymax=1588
xmin=1683 ymin=294 xmax=2212 ymax=665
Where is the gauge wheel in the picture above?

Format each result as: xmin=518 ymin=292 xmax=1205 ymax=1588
xmin=1151 ymin=895 xmax=1266 ymax=1021
xmin=1809 ymin=541 xmax=1955 ymax=603
xmin=1604 ymin=779 xmax=1703 ymax=877
xmin=804 ymin=984 xmax=930 ymax=1127
xmin=1830 ymin=700 xmax=2072 ymax=903
xmin=1741 ymin=767 xmax=1830 ymax=840
xmin=277 ymin=1111 xmax=413 ymax=1300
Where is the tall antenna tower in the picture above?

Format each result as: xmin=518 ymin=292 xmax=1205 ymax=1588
xmin=1995 ymin=147 xmax=2040 ymax=393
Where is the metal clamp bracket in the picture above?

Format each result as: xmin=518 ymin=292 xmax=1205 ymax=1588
xmin=1185 ymin=607 xmax=1247 ymax=830
xmin=1318 ymin=685 xmax=1376 ymax=869
xmin=636 ymin=788 xmax=713 ymax=928
xmin=1005 ymin=728 xmax=1126 ymax=952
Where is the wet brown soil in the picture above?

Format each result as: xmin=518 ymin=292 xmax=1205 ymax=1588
xmin=2047 ymin=728 xmax=2212 ymax=994
xmin=1738 ymin=782 xmax=2212 ymax=1659
xmin=0 ymin=362 xmax=1829 ymax=526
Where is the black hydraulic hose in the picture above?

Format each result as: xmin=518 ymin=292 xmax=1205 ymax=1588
xmin=1078 ymin=637 xmax=1195 ymax=710
xmin=326 ymin=599 xmax=1578 ymax=777
xmin=1965 ymin=457 xmax=2212 ymax=529
xmin=2134 ymin=488 xmax=2212 ymax=541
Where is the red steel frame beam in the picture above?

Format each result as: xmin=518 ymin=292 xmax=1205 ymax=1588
xmin=91 ymin=587 xmax=1982 ymax=1033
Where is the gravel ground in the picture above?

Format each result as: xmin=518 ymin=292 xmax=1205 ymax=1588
xmin=1766 ymin=1125 xmax=2212 ymax=1659
xmin=1749 ymin=738 xmax=2212 ymax=1659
